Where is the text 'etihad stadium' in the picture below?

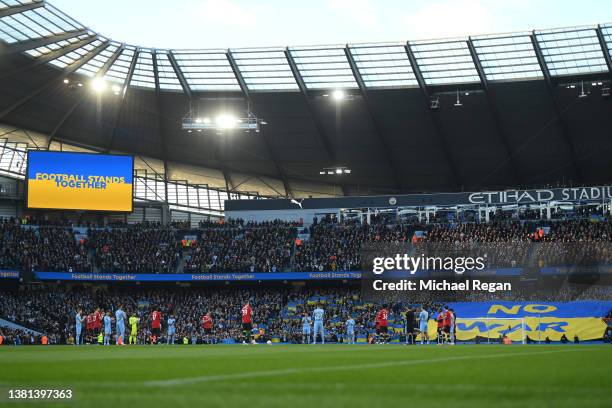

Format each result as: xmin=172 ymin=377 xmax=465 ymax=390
xmin=467 ymin=186 xmax=612 ymax=204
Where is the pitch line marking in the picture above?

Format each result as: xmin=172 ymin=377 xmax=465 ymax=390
xmin=144 ymin=348 xmax=584 ymax=387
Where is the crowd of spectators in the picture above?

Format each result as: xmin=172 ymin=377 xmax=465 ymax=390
xmin=294 ymin=217 xmax=414 ymax=272
xmin=0 ymin=327 xmax=45 ymax=345
xmin=184 ymin=221 xmax=296 ymax=273
xmin=294 ymin=217 xmax=612 ymax=272
xmin=0 ymin=213 xmax=610 ymax=274
xmin=0 ymin=219 xmax=91 ymax=272
xmin=88 ymin=223 xmax=182 ymax=274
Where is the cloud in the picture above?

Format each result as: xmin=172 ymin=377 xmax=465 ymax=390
xmin=327 ymin=0 xmax=381 ymax=29
xmin=401 ymin=0 xmax=497 ymax=40
xmin=191 ymin=0 xmax=258 ymax=29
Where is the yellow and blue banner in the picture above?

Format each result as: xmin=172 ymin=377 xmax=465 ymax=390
xmin=430 ymin=301 xmax=612 ymax=341
xmin=452 ymin=317 xmax=606 ymax=342
xmin=27 ymin=151 xmax=133 ymax=212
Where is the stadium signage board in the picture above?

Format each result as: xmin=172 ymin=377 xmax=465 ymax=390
xmin=0 ymin=270 xmax=19 ymax=279
xmin=226 ymin=185 xmax=612 ymax=211
xmin=33 ymin=271 xmax=364 ymax=282
xmin=467 ymin=186 xmax=612 ymax=205
xmin=32 ymin=269 xmax=523 ymax=282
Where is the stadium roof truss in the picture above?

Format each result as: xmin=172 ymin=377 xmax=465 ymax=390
xmin=1 ymin=3 xmax=608 ymax=94
xmin=0 ymin=1 xmax=611 ymax=199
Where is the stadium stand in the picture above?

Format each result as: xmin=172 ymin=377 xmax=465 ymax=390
xmin=0 ymin=215 xmax=611 ymax=274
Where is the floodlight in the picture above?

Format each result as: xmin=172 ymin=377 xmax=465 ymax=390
xmin=63 ymin=79 xmax=69 ymax=84
xmin=320 ymin=166 xmax=351 ymax=176
xmin=454 ymin=90 xmax=463 ymax=107
xmin=182 ymin=101 xmax=264 ymax=132
xmin=579 ymin=82 xmax=587 ymax=98
xmin=216 ymin=114 xmax=237 ymax=129
xmin=331 ymin=89 xmax=345 ymax=101
xmin=91 ymin=77 xmax=107 ymax=93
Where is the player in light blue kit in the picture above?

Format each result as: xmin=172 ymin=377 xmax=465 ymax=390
xmin=301 ymin=312 xmax=312 ymax=344
xmin=345 ymin=317 xmax=356 ymax=344
xmin=75 ymin=308 xmax=83 ymax=345
xmin=312 ymin=304 xmax=325 ymax=344
xmin=167 ymin=315 xmax=176 ymax=345
xmin=418 ymin=306 xmax=429 ymax=345
xmin=115 ymin=306 xmax=126 ymax=346
xmin=103 ymin=310 xmax=112 ymax=345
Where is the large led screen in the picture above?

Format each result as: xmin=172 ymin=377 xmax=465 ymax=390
xmin=27 ymin=151 xmax=134 ymax=212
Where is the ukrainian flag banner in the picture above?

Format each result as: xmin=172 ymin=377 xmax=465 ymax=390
xmin=417 ymin=301 xmax=612 ymax=341
xmin=452 ymin=317 xmax=606 ymax=342
xmin=27 ymin=151 xmax=133 ymax=212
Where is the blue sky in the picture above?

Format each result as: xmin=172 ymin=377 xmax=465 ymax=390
xmin=50 ymin=0 xmax=612 ymax=49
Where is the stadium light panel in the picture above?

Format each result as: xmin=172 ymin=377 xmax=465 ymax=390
xmin=320 ymin=166 xmax=351 ymax=176
xmin=579 ymin=82 xmax=588 ymax=98
xmin=91 ymin=77 xmax=107 ymax=93
xmin=331 ymin=89 xmax=345 ymax=101
xmin=454 ymin=90 xmax=463 ymax=107
xmin=215 ymin=115 xmax=237 ymax=129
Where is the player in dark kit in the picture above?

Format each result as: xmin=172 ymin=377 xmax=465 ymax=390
xmin=85 ymin=312 xmax=95 ymax=343
xmin=375 ymin=306 xmax=389 ymax=344
xmin=202 ymin=313 xmax=213 ymax=335
xmin=443 ymin=306 xmax=452 ymax=344
xmin=436 ymin=309 xmax=445 ymax=344
xmin=93 ymin=308 xmax=102 ymax=333
xmin=405 ymin=307 xmax=416 ymax=345
xmin=150 ymin=308 xmax=162 ymax=344
xmin=241 ymin=301 xmax=254 ymax=344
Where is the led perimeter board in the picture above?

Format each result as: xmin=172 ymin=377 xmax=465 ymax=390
xmin=27 ymin=151 xmax=134 ymax=212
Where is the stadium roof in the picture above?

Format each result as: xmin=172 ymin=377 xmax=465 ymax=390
xmin=0 ymin=0 xmax=611 ymax=198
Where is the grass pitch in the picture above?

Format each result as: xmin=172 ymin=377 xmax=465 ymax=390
xmin=1 ymin=344 xmax=611 ymax=407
